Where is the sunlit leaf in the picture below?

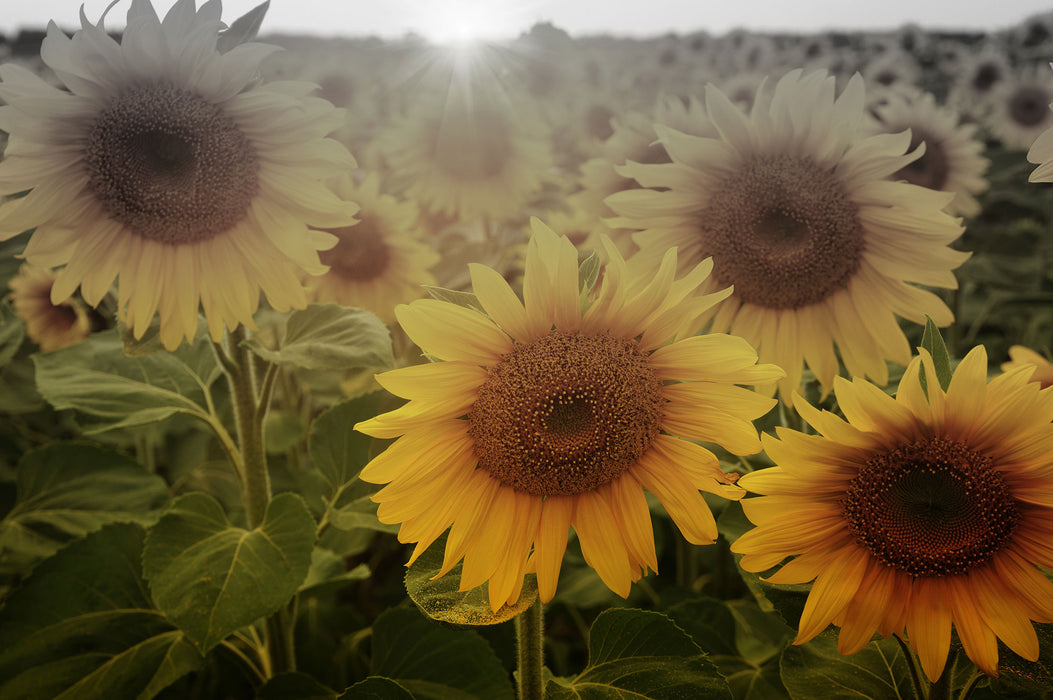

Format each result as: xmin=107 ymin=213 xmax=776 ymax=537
xmin=423 ymin=285 xmax=486 ymax=314
xmin=404 ymin=533 xmax=538 ymax=626
xmin=242 ymin=304 xmax=392 ymax=372
xmin=33 ymin=330 xmax=221 ymax=433
xmin=142 ymin=492 xmax=315 ymax=653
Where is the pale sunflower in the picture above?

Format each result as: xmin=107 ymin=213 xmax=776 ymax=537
xmin=355 ymin=220 xmax=784 ymax=610
xmin=987 ymin=64 xmax=1053 ymax=151
xmin=868 ymin=88 xmax=989 ymax=217
xmin=0 ymin=0 xmax=358 ymax=350
xmin=1025 ymin=63 xmax=1053 ymax=182
xmin=372 ymin=94 xmax=551 ymax=222
xmin=7 ymin=263 xmax=91 ymax=352
xmin=1002 ymin=345 xmax=1053 ymax=388
xmin=306 ymin=173 xmax=439 ymax=325
xmin=608 ymin=69 xmax=969 ymax=401
xmin=732 ymin=346 xmax=1053 ymax=682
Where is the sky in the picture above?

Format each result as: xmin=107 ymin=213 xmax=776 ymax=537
xmin=2 ymin=0 xmax=1051 ymax=44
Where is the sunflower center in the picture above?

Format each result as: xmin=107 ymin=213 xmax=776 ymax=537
xmin=841 ymin=437 xmax=1018 ymax=577
xmin=703 ymin=155 xmax=864 ymax=310
xmin=1009 ymin=87 xmax=1050 ymax=128
xmin=894 ymin=130 xmax=949 ymax=192
xmin=973 ymin=64 xmax=1002 ymax=93
xmin=85 ymin=84 xmax=259 ymax=245
xmin=468 ymin=330 xmax=664 ymax=497
xmin=319 ymin=216 xmax=391 ymax=281
xmin=432 ymin=109 xmax=513 ymax=180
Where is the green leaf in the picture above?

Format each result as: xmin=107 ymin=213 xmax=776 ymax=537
xmin=310 ymin=395 xmax=382 ymax=488
xmin=0 ymin=442 xmax=170 ymax=572
xmin=242 ymin=303 xmax=393 ymax=372
xmin=545 ymin=608 xmax=732 ymax=700
xmin=340 ymin=677 xmax=415 ymax=699
xmin=142 ymin=492 xmax=316 ymax=653
xmin=779 ymin=630 xmax=915 ymax=700
xmin=0 ymin=524 xmax=201 ymax=700
xmin=919 ymin=316 xmax=953 ymax=393
xmin=33 ymin=330 xmax=222 ymax=434
xmin=257 ymin=671 xmax=337 ymax=700
xmin=217 ymin=0 xmax=270 ymax=53
xmin=578 ymin=251 xmax=601 ymax=297
xmin=0 ymin=300 xmax=25 ymax=368
xmin=326 ymin=494 xmax=399 ymax=534
xmin=405 ymin=534 xmax=539 ymax=626
xmin=370 ymin=607 xmax=514 ymax=699
xmin=423 ymin=285 xmax=486 ymax=314
xmin=710 ymin=655 xmax=789 ymax=700
xmin=299 ymin=546 xmax=370 ymax=597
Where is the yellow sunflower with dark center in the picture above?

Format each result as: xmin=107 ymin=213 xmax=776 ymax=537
xmin=1002 ymin=345 xmax=1053 ymax=388
xmin=307 ymin=173 xmax=439 ymax=324
xmin=608 ymin=69 xmax=969 ymax=401
xmin=732 ymin=346 xmax=1053 ymax=682
xmin=0 ymin=0 xmax=358 ymax=350
xmin=355 ymin=220 xmax=784 ymax=610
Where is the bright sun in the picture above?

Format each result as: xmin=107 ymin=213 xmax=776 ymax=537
xmin=418 ymin=0 xmax=528 ymax=45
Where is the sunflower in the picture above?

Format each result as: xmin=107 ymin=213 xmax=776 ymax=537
xmin=7 ymin=263 xmax=91 ymax=352
xmin=0 ymin=0 xmax=358 ymax=350
xmin=1026 ymin=63 xmax=1053 ymax=182
xmin=986 ymin=64 xmax=1053 ymax=151
xmin=354 ymin=221 xmax=784 ymax=610
xmin=732 ymin=346 xmax=1053 ymax=682
xmin=868 ymin=88 xmax=989 ymax=217
xmin=372 ymin=93 xmax=551 ymax=222
xmin=1001 ymin=345 xmax=1053 ymax=388
xmin=608 ymin=69 xmax=969 ymax=401
xmin=306 ymin=173 xmax=439 ymax=325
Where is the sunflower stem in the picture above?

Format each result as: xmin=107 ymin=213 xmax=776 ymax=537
xmin=893 ymin=633 xmax=927 ymax=700
xmin=515 ymin=599 xmax=545 ymax=700
xmin=225 ymin=327 xmax=272 ymax=529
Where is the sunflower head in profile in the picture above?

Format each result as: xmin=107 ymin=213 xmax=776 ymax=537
xmin=354 ymin=220 xmax=784 ymax=611
xmin=307 ymin=173 xmax=439 ymax=325
xmin=1001 ymin=345 xmax=1053 ymax=388
xmin=7 ymin=264 xmax=91 ymax=352
xmin=608 ymin=69 xmax=969 ymax=402
xmin=0 ymin=0 xmax=359 ymax=350
xmin=1025 ymin=62 xmax=1053 ymax=182
xmin=732 ymin=346 xmax=1053 ymax=682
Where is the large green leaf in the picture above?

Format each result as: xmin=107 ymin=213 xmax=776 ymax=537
xmin=780 ymin=630 xmax=915 ymax=700
xmin=0 ymin=523 xmax=201 ymax=700
xmin=545 ymin=608 xmax=732 ymax=699
xmin=309 ymin=394 xmax=382 ymax=488
xmin=340 ymin=677 xmax=415 ymax=699
xmin=298 ymin=546 xmax=370 ymax=597
xmin=243 ymin=303 xmax=393 ymax=372
xmin=33 ymin=330 xmax=222 ymax=433
xmin=0 ymin=442 xmax=170 ymax=572
xmin=404 ymin=533 xmax=539 ymax=627
xmin=142 ymin=492 xmax=316 ymax=653
xmin=370 ymin=606 xmax=514 ymax=699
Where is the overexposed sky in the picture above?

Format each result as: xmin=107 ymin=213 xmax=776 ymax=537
xmin=2 ymin=0 xmax=1051 ymax=43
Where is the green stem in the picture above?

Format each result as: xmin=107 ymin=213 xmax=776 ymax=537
xmin=224 ymin=327 xmax=271 ymax=529
xmin=893 ymin=634 xmax=927 ymax=700
xmin=266 ymin=603 xmax=297 ymax=674
xmin=515 ymin=600 xmax=545 ymax=700
xmin=957 ymin=671 xmax=984 ymax=700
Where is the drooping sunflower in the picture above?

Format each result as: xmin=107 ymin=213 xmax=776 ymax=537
xmin=608 ymin=69 xmax=969 ymax=401
xmin=306 ymin=173 xmax=439 ymax=325
xmin=0 ymin=0 xmax=358 ymax=350
xmin=355 ymin=221 xmax=784 ymax=610
xmin=732 ymin=346 xmax=1053 ymax=682
xmin=7 ymin=263 xmax=91 ymax=352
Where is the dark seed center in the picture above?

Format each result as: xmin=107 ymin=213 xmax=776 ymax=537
xmin=319 ymin=215 xmax=392 ymax=281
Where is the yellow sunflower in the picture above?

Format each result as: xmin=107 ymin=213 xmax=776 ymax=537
xmin=7 ymin=263 xmax=91 ymax=352
xmin=1002 ymin=345 xmax=1053 ymax=388
xmin=608 ymin=69 xmax=969 ymax=401
xmin=0 ymin=0 xmax=358 ymax=350
xmin=306 ymin=173 xmax=439 ymax=325
xmin=355 ymin=220 xmax=784 ymax=610
xmin=732 ymin=346 xmax=1053 ymax=682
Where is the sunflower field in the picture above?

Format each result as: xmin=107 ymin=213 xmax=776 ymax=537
xmin=1 ymin=1 xmax=1053 ymax=699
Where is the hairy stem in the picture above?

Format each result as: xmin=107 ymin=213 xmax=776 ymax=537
xmin=515 ymin=600 xmax=545 ymax=700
